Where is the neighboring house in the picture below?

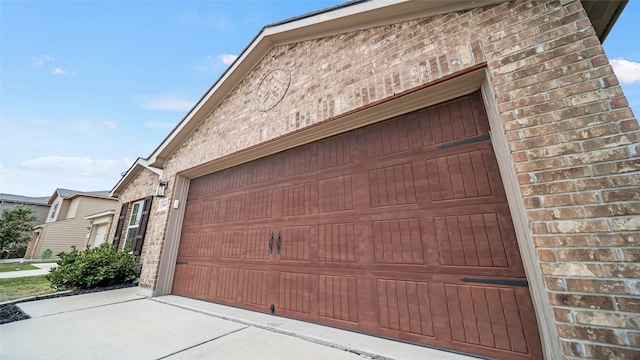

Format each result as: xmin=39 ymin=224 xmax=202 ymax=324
xmin=0 ymin=193 xmax=50 ymax=224
xmin=110 ymin=1 xmax=639 ymax=359
xmin=25 ymin=188 xmax=118 ymax=259
xmin=85 ymin=210 xmax=116 ymax=247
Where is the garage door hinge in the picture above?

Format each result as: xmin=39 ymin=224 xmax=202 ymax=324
xmin=461 ymin=277 xmax=528 ymax=287
xmin=438 ymin=134 xmax=491 ymax=149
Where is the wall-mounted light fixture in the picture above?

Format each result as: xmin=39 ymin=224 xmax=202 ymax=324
xmin=156 ymin=181 xmax=168 ymax=197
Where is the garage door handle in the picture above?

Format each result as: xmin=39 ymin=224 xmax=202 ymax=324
xmin=269 ymin=232 xmax=274 ymax=254
xmin=276 ymin=231 xmax=281 ymax=254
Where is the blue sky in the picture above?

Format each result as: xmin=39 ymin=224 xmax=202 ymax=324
xmin=1 ymin=1 xmax=638 ymax=197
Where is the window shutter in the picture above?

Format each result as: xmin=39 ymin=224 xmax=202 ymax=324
xmin=112 ymin=203 xmax=129 ymax=250
xmin=133 ymin=196 xmax=153 ymax=256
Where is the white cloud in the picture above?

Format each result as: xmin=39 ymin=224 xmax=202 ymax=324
xmin=217 ymin=54 xmax=238 ymax=65
xmin=52 ymin=68 xmax=67 ymax=75
xmin=0 ymin=164 xmax=5 ymax=173
xmin=611 ymin=58 xmax=640 ymax=84
xmin=78 ymin=121 xmax=118 ymax=133
xmin=32 ymin=54 xmax=55 ymax=67
xmin=197 ymin=54 xmax=238 ymax=73
xmin=144 ymin=121 xmax=177 ymax=130
xmin=21 ymin=156 xmax=132 ymax=177
xmin=134 ymin=94 xmax=195 ymax=111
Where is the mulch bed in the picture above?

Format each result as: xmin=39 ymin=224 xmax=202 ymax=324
xmin=0 ymin=282 xmax=137 ymax=325
xmin=0 ymin=304 xmax=30 ymax=324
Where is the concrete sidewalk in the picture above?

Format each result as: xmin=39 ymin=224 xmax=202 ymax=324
xmin=0 ymin=262 xmax=58 ymax=279
xmin=1 ymin=287 xmax=478 ymax=360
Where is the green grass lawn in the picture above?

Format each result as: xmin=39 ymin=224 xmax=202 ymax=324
xmin=0 ymin=276 xmax=57 ymax=302
xmin=0 ymin=263 xmax=39 ymax=272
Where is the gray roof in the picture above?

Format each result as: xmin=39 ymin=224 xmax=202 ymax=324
xmin=0 ymin=193 xmax=51 ymax=206
xmin=55 ymin=188 xmax=112 ymax=199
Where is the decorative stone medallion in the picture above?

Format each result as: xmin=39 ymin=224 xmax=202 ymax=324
xmin=254 ymin=68 xmax=291 ymax=111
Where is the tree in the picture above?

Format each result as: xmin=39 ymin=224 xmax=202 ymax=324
xmin=0 ymin=205 xmax=38 ymax=258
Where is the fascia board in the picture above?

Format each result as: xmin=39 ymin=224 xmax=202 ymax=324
xmin=84 ymin=209 xmax=116 ymax=220
xmin=264 ymin=0 xmax=503 ymax=46
xmin=110 ymin=158 xmax=163 ymax=197
xmin=47 ymin=190 xmax=60 ymax=205
xmin=67 ymin=193 xmax=117 ymax=201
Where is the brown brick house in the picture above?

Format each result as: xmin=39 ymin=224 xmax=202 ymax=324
xmin=109 ymin=1 xmax=638 ymax=359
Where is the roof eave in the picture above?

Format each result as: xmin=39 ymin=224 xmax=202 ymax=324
xmin=84 ymin=209 xmax=117 ymax=220
xmin=67 ymin=193 xmax=117 ymax=201
xmin=110 ymin=158 xmax=163 ymax=197
xmin=47 ymin=189 xmax=61 ymax=205
xmin=582 ymin=0 xmax=628 ymax=42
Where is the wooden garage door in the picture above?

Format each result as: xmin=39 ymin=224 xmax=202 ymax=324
xmin=172 ymin=91 xmax=543 ymax=360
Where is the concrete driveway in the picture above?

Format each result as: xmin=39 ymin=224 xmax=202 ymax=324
xmin=0 ymin=287 xmax=477 ymax=360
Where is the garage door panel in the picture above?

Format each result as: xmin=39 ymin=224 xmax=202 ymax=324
xmin=220 ymin=229 xmax=244 ymax=259
xmin=377 ymin=278 xmax=436 ymax=337
xmin=318 ymin=133 xmax=353 ymax=169
xmin=372 ymin=278 xmax=538 ymax=358
xmin=372 ymin=218 xmax=425 ymax=265
xmin=278 ymin=271 xmax=311 ymax=314
xmin=284 ymin=141 xmax=318 ymax=177
xmin=227 ymin=164 xmax=252 ymax=191
xmin=221 ymin=194 xmax=247 ymax=222
xmin=241 ymin=269 xmax=269 ymax=307
xmin=171 ymin=264 xmax=211 ymax=297
xmin=418 ymin=95 xmax=485 ymax=148
xmin=435 ymin=212 xmax=509 ymax=268
xmin=216 ymin=267 xmax=241 ymax=301
xmin=368 ymin=162 xmax=417 ymax=207
xmin=248 ymin=189 xmax=273 ymax=220
xmin=366 ymin=113 xmax=421 ymax=159
xmin=245 ymin=228 xmax=271 ymax=260
xmin=318 ymin=274 xmax=359 ymax=323
xmin=318 ymin=222 xmax=357 ymax=263
xmin=425 ymin=149 xmax=494 ymax=202
xmin=281 ymin=182 xmax=315 ymax=216
xmin=176 ymin=231 xmax=216 ymax=259
xmin=445 ymin=284 xmax=532 ymax=354
xmin=279 ymin=225 xmax=311 ymax=261
xmin=318 ymin=174 xmax=353 ymax=212
xmin=252 ymin=155 xmax=277 ymax=184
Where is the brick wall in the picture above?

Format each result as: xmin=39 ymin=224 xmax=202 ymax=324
xmin=482 ymin=1 xmax=639 ymax=358
xmin=108 ymin=166 xmax=160 ymax=290
xmin=131 ymin=0 xmax=639 ymax=358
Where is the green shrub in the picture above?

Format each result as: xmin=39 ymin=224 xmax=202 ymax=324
xmin=47 ymin=243 xmax=141 ymax=291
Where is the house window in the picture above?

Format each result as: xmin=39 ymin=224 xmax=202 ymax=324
xmin=122 ymin=200 xmax=144 ymax=251
xmin=112 ymin=196 xmax=152 ymax=255
xmin=49 ymin=202 xmax=59 ymax=220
